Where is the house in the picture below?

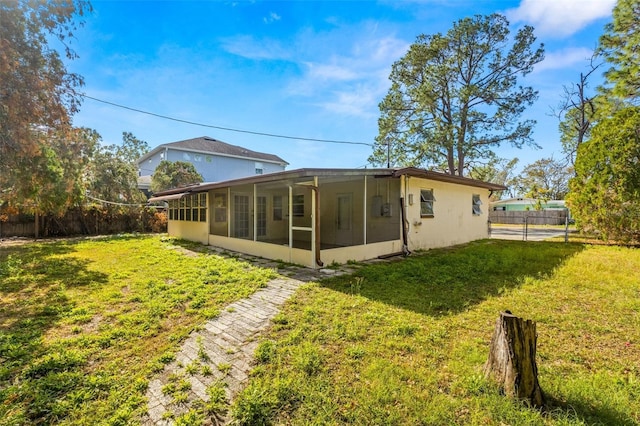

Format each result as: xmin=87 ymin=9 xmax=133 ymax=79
xmin=137 ymin=136 xmax=288 ymax=186
xmin=490 ymin=198 xmax=567 ymax=211
xmin=150 ymin=167 xmax=506 ymax=268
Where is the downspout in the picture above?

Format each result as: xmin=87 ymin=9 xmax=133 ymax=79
xmin=400 ymin=197 xmax=410 ymax=256
xmin=311 ymin=182 xmax=323 ymax=267
xmin=401 ymin=175 xmax=411 ymax=256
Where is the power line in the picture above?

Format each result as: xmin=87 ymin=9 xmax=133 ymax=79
xmin=82 ymin=94 xmax=374 ymax=147
xmin=85 ymin=194 xmax=147 ymax=207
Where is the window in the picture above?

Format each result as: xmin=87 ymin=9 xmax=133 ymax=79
xmin=420 ymin=189 xmax=435 ymax=217
xmin=214 ymin=194 xmax=227 ymax=222
xmin=292 ymin=194 xmax=304 ymax=217
xmin=234 ymin=195 xmax=250 ymax=238
xmin=256 ymin=196 xmax=267 ymax=237
xmin=255 ymin=162 xmax=263 ymax=175
xmin=472 ymin=194 xmax=483 ymax=215
xmin=167 ymin=194 xmax=208 ymax=223
xmin=273 ymin=195 xmax=283 ymax=221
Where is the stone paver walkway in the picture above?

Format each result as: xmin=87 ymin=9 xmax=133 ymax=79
xmin=142 ymin=276 xmax=306 ymax=425
xmin=140 ymin=244 xmax=392 ymax=425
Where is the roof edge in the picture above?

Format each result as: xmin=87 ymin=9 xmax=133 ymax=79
xmin=152 ymin=167 xmax=506 ymax=196
xmin=393 ymin=167 xmax=508 ymax=191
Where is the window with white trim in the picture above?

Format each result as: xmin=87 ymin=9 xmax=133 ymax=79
xmin=472 ymin=194 xmax=482 ymax=215
xmin=168 ymin=193 xmax=208 ymax=222
xmin=420 ymin=189 xmax=435 ymax=217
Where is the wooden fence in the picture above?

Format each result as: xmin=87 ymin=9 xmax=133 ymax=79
xmin=0 ymin=207 xmax=167 ymax=239
xmin=489 ymin=210 xmax=568 ymax=225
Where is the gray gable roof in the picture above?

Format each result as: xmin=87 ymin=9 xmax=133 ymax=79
xmin=138 ymin=136 xmax=288 ymax=165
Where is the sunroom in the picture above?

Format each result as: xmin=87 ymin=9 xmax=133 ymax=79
xmin=157 ymin=169 xmax=404 ymax=268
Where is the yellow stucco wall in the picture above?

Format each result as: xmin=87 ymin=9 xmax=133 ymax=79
xmin=208 ymin=235 xmax=315 ymax=267
xmin=167 ymin=220 xmax=209 ymax=245
xmin=402 ymin=176 xmax=490 ymax=251
xmin=320 ymin=240 xmax=403 ymax=265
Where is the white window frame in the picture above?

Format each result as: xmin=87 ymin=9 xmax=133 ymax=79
xmin=255 ymin=162 xmax=264 ymax=175
xmin=472 ymin=194 xmax=483 ymax=215
xmin=420 ymin=189 xmax=435 ymax=217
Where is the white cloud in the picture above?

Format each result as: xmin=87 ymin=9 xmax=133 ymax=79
xmin=304 ymin=62 xmax=358 ymax=81
xmin=219 ymin=23 xmax=407 ymax=118
xmin=219 ymin=35 xmax=290 ymax=60
xmin=505 ymin=0 xmax=616 ymax=38
xmin=263 ymin=12 xmax=281 ymax=24
xmin=317 ymin=85 xmax=380 ymax=118
xmin=534 ymin=46 xmax=595 ymax=72
xmin=285 ymin=32 xmax=407 ymax=117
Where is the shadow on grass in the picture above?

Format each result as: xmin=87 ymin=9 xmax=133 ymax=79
xmin=320 ymin=240 xmax=586 ymax=317
xmin=545 ymin=393 xmax=638 ymax=426
xmin=0 ymin=241 xmax=108 ymax=385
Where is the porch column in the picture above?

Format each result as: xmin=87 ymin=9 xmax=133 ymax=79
xmin=288 ymin=185 xmax=293 ymax=249
xmin=363 ymin=175 xmax=367 ymax=245
xmin=253 ymin=184 xmax=257 ymax=242
xmin=227 ymin=187 xmax=231 ymax=237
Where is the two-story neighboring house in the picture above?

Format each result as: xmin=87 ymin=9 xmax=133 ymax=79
xmin=137 ymin=136 xmax=288 ymax=191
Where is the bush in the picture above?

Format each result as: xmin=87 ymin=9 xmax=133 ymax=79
xmin=147 ymin=210 xmax=168 ymax=233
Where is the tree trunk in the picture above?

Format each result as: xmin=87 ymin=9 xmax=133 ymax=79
xmin=483 ymin=311 xmax=544 ymax=407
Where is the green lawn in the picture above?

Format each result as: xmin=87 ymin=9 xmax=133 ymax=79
xmin=233 ymin=240 xmax=640 ymax=425
xmin=0 ymin=235 xmax=276 ymax=425
xmin=2 ymin=236 xmax=639 ymax=425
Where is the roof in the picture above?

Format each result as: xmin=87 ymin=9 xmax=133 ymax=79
xmin=137 ymin=136 xmax=288 ymax=165
xmin=150 ymin=167 xmax=507 ymax=200
xmin=393 ymin=167 xmax=508 ymax=191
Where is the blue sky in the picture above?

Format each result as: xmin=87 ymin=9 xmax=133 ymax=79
xmin=67 ymin=0 xmax=616 ymax=173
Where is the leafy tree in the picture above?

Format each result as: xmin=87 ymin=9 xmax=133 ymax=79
xmin=1 ymin=127 xmax=99 ymax=238
xmin=88 ymin=132 xmax=149 ymax=205
xmin=0 ymin=0 xmax=91 ymax=181
xmin=118 ymin=131 xmax=150 ymax=164
xmin=4 ymin=127 xmax=99 ymax=215
xmin=567 ymin=107 xmax=640 ymax=243
xmin=468 ymin=156 xmax=519 ymax=200
xmin=151 ymin=161 xmax=204 ymax=193
xmin=598 ymin=0 xmax=640 ymax=103
xmin=370 ymin=14 xmax=544 ymax=176
xmin=512 ymin=158 xmax=573 ymax=201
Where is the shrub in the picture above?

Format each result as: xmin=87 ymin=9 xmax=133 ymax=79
xmin=148 ymin=210 xmax=168 ymax=233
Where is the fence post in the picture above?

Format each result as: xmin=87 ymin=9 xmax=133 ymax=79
xmin=523 ymin=216 xmax=528 ymax=241
xmin=564 ymin=215 xmax=569 ymax=243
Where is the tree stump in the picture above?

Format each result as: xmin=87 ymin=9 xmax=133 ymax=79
xmin=483 ymin=311 xmax=544 ymax=407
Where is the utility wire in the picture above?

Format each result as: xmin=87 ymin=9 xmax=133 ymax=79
xmin=85 ymin=194 xmax=147 ymax=207
xmin=83 ymin=94 xmax=374 ymax=147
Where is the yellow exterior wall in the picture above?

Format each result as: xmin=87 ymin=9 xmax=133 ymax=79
xmin=208 ymin=235 xmax=315 ymax=267
xmin=403 ymin=176 xmax=490 ymax=251
xmin=320 ymin=240 xmax=403 ymax=265
xmin=168 ymin=220 xmax=209 ymax=245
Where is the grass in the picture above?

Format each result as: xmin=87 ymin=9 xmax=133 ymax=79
xmin=233 ymin=240 xmax=640 ymax=425
xmin=0 ymin=234 xmax=276 ymax=425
